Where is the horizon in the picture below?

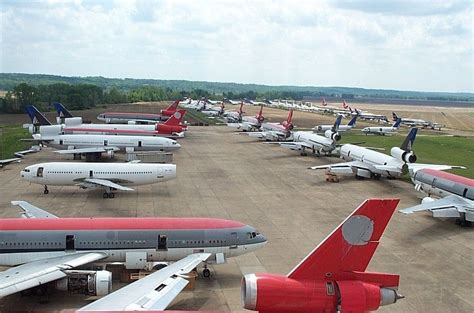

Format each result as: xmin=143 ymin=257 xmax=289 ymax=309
xmin=1 ymin=0 xmax=473 ymax=93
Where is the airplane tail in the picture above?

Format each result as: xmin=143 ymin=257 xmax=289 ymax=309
xmin=287 ymin=198 xmax=399 ymax=283
xmin=392 ymin=112 xmax=399 ymax=121
xmin=347 ymin=115 xmax=357 ymax=126
xmin=53 ymin=102 xmax=74 ymax=118
xmin=393 ymin=118 xmax=402 ymax=128
xmin=400 ymin=128 xmax=417 ymax=151
xmin=342 ymin=100 xmax=348 ymax=109
xmin=331 ymin=115 xmax=343 ymax=132
xmin=322 ymin=97 xmax=327 ymax=106
xmin=238 ymin=102 xmax=245 ymax=114
xmin=256 ymin=104 xmax=264 ymax=122
xmin=163 ymin=109 xmax=186 ymax=125
xmin=166 ymin=100 xmax=180 ymax=111
xmin=26 ymin=105 xmax=52 ymax=126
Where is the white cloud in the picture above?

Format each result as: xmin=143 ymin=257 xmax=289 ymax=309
xmin=0 ymin=0 xmax=472 ymax=92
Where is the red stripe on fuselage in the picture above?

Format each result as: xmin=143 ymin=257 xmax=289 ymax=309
xmin=63 ymin=128 xmax=171 ymax=135
xmin=419 ymin=169 xmax=474 ymax=187
xmin=0 ymin=218 xmax=245 ymax=231
xmin=102 ymin=112 xmax=162 ymax=118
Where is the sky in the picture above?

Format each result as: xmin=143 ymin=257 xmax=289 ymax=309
xmin=1 ymin=0 xmax=473 ymax=93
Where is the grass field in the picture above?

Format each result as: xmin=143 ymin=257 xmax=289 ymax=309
xmin=0 ymin=125 xmax=31 ymax=159
xmin=340 ymin=132 xmax=474 ymax=178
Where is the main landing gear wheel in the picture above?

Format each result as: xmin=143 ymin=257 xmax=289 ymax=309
xmin=43 ymin=186 xmax=49 ymax=194
xmin=102 ymin=192 xmax=115 ymax=198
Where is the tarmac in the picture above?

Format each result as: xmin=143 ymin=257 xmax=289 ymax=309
xmin=0 ymin=125 xmax=473 ymax=312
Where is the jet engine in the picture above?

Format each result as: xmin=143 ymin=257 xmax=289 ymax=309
xmin=56 ymin=270 xmax=112 ymax=296
xmin=282 ymin=121 xmax=294 ymax=131
xmin=64 ymin=117 xmax=83 ymax=126
xmin=241 ymin=274 xmax=401 ymax=313
xmin=325 ymin=130 xmax=341 ymax=141
xmin=390 ymin=147 xmax=417 ymax=163
xmin=421 ymin=196 xmax=436 ymax=204
xmin=106 ymin=150 xmax=115 ymax=159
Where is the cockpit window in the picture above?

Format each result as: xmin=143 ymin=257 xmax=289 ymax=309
xmin=247 ymin=232 xmax=258 ymax=239
xmin=23 ymin=169 xmax=30 ymax=172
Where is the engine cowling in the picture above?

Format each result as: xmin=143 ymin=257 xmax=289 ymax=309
xmin=241 ymin=274 xmax=337 ymax=313
xmin=390 ymin=147 xmax=417 ymax=163
xmin=324 ymin=130 xmax=341 ymax=141
xmin=106 ymin=150 xmax=115 ymax=159
xmin=421 ymin=196 xmax=436 ymax=204
xmin=282 ymin=121 xmax=294 ymax=131
xmin=337 ymin=280 xmax=400 ymax=312
xmin=64 ymin=117 xmax=83 ymax=126
xmin=56 ymin=270 xmax=112 ymax=296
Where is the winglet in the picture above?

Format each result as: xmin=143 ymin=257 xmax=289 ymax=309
xmin=26 ymin=105 xmax=52 ymax=126
xmin=400 ymin=128 xmax=417 ymax=151
xmin=53 ymin=102 xmax=74 ymax=118
xmin=287 ymin=199 xmax=399 ymax=280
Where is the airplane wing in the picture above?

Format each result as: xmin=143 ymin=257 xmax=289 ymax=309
xmin=0 ymin=158 xmax=21 ymax=167
xmin=373 ymin=164 xmax=403 ymax=173
xmin=408 ymin=163 xmax=466 ymax=174
xmin=0 ymin=252 xmax=108 ymax=298
xmin=309 ymin=160 xmax=363 ymax=171
xmin=14 ymin=146 xmax=41 ymax=157
xmin=79 ymin=178 xmax=134 ymax=191
xmin=78 ymin=253 xmax=211 ymax=311
xmin=246 ymin=132 xmax=265 ymax=138
xmin=399 ymin=195 xmax=472 ymax=218
xmin=278 ymin=141 xmax=312 ymax=151
xmin=11 ymin=200 xmax=58 ymax=218
xmin=54 ymin=147 xmax=120 ymax=155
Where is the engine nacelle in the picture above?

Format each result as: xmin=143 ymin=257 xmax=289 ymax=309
xmin=390 ymin=147 xmax=417 ymax=163
xmin=337 ymin=281 xmax=400 ymax=312
xmin=127 ymin=120 xmax=137 ymax=125
xmin=324 ymin=130 xmax=341 ymax=141
xmin=241 ymin=274 xmax=337 ymax=313
xmin=282 ymin=121 xmax=294 ymax=131
xmin=40 ymin=125 xmax=63 ymax=136
xmin=106 ymin=150 xmax=115 ymax=159
xmin=56 ymin=270 xmax=112 ymax=296
xmin=421 ymin=196 xmax=436 ymax=204
xmin=64 ymin=117 xmax=83 ymax=126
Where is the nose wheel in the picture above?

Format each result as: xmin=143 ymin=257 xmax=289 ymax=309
xmin=202 ymin=265 xmax=211 ymax=278
xmin=103 ymin=192 xmax=115 ymax=199
xmin=43 ymin=186 xmax=49 ymax=194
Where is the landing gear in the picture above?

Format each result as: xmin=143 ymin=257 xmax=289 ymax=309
xmin=300 ymin=148 xmax=307 ymax=156
xmin=202 ymin=265 xmax=211 ymax=278
xmin=103 ymin=192 xmax=115 ymax=199
xmin=355 ymin=175 xmax=365 ymax=180
xmin=43 ymin=186 xmax=49 ymax=194
xmin=373 ymin=174 xmax=381 ymax=180
xmin=73 ymin=153 xmax=81 ymax=160
xmin=455 ymin=215 xmax=472 ymax=227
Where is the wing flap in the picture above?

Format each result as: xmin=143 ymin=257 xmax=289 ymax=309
xmin=79 ymin=253 xmax=211 ymax=311
xmin=399 ymin=195 xmax=471 ymax=217
xmin=408 ymin=163 xmax=466 ymax=174
xmin=81 ymin=178 xmax=134 ymax=191
xmin=11 ymin=201 xmax=58 ymax=218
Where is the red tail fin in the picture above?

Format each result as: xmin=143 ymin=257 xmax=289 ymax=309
xmin=287 ymin=109 xmax=293 ymax=123
xmin=166 ymin=100 xmax=179 ymax=111
xmin=163 ymin=109 xmax=186 ymax=125
xmin=238 ymin=102 xmax=244 ymax=114
xmin=342 ymin=100 xmax=348 ymax=109
xmin=287 ymin=199 xmax=399 ymax=281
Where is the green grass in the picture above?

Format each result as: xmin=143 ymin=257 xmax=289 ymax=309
xmin=0 ymin=125 xmax=31 ymax=159
xmin=339 ymin=132 xmax=474 ymax=178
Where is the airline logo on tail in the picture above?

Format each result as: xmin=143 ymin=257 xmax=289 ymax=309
xmin=164 ymin=109 xmax=186 ymax=126
xmin=393 ymin=118 xmax=402 ymax=128
xmin=53 ymin=102 xmax=73 ymax=118
xmin=348 ymin=115 xmax=358 ymax=127
xmin=26 ymin=105 xmax=52 ymax=126
xmin=400 ymin=128 xmax=417 ymax=151
xmin=392 ymin=112 xmax=399 ymax=121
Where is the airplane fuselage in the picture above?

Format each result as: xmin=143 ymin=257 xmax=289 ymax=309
xmin=0 ymin=218 xmax=267 ymax=267
xmin=361 ymin=126 xmax=398 ymax=135
xmin=412 ymin=168 xmax=474 ymax=201
xmin=97 ymin=112 xmax=167 ymax=124
xmin=21 ymin=162 xmax=176 ymax=187
xmin=293 ymin=131 xmax=335 ymax=154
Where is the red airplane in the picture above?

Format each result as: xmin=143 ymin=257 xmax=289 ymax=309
xmin=97 ymin=100 xmax=180 ymax=124
xmin=241 ymin=198 xmax=403 ymax=313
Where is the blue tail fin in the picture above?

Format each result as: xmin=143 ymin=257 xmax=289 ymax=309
xmin=26 ymin=105 xmax=52 ymax=126
xmin=393 ymin=118 xmax=401 ymax=128
xmin=392 ymin=112 xmax=399 ymax=121
xmin=332 ymin=115 xmax=343 ymax=131
xmin=347 ymin=115 xmax=357 ymax=126
xmin=53 ymin=102 xmax=74 ymax=118
xmin=400 ymin=128 xmax=417 ymax=151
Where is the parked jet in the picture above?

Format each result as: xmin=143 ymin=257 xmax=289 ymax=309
xmin=0 ymin=158 xmax=21 ymax=168
xmin=31 ymin=104 xmax=187 ymax=138
xmin=392 ymin=112 xmax=444 ymax=130
xmin=247 ymin=110 xmax=294 ymax=141
xmin=0 ymin=201 xmax=267 ymax=309
xmin=362 ymin=118 xmax=401 ymax=136
xmin=274 ymin=115 xmax=342 ymax=156
xmin=352 ymin=108 xmax=388 ymax=122
xmin=96 ymin=100 xmax=180 ymax=124
xmin=309 ymin=128 xmax=464 ymax=181
xmin=227 ymin=104 xmax=264 ymax=131
xmin=223 ymin=103 xmax=245 ymax=123
xmin=313 ymin=114 xmax=357 ymax=133
xmin=241 ymin=198 xmax=403 ymax=313
xmin=400 ymin=169 xmax=474 ymax=226
xmin=21 ymin=162 xmax=176 ymax=197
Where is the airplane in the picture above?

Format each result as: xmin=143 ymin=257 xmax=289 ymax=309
xmin=241 ymin=198 xmax=403 ymax=313
xmin=201 ymin=103 xmax=225 ymax=117
xmin=96 ymin=100 xmax=180 ymax=124
xmin=392 ymin=112 xmax=444 ymax=130
xmin=0 ymin=201 xmax=267 ymax=310
xmin=223 ymin=102 xmax=245 ymax=123
xmin=361 ymin=118 xmax=401 ymax=136
xmin=47 ymin=103 xmax=188 ymax=137
xmin=0 ymin=158 xmax=21 ymax=168
xmin=246 ymin=109 xmax=294 ymax=141
xmin=313 ymin=114 xmax=357 ymax=133
xmin=21 ymin=162 xmax=176 ymax=198
xmin=273 ymin=115 xmax=342 ymax=156
xmin=399 ymin=169 xmax=474 ymax=227
xmin=309 ymin=128 xmax=465 ymax=181
xmin=227 ymin=104 xmax=265 ymax=131
xmin=14 ymin=145 xmax=41 ymax=157
xmin=351 ymin=108 xmax=388 ymax=122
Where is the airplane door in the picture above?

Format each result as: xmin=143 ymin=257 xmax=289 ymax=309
xmin=59 ymin=139 xmax=64 ymax=145
xmin=138 ymin=140 xmax=142 ymax=148
xmin=36 ymin=167 xmax=44 ymax=178
xmin=65 ymin=235 xmax=75 ymax=251
xmin=157 ymin=235 xmax=167 ymax=250
xmin=89 ymin=170 xmax=93 ymax=178
xmin=230 ymin=232 xmax=238 ymax=249
xmin=104 ymin=140 xmax=108 ymax=146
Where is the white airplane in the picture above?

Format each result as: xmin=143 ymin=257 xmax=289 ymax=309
xmin=21 ymin=162 xmax=176 ymax=198
xmin=0 ymin=158 xmax=21 ymax=168
xmin=223 ymin=103 xmax=245 ymax=123
xmin=313 ymin=114 xmax=357 ymax=133
xmin=392 ymin=112 xmax=444 ymax=130
xmin=0 ymin=201 xmax=267 ymax=310
xmin=362 ymin=118 xmax=402 ymax=135
xmin=247 ymin=110 xmax=294 ymax=141
xmin=201 ymin=103 xmax=225 ymax=117
xmin=400 ymin=169 xmax=474 ymax=227
xmin=227 ymin=104 xmax=264 ymax=131
xmin=274 ymin=115 xmax=342 ymax=156
xmin=351 ymin=108 xmax=388 ymax=122
xmin=14 ymin=145 xmax=41 ymax=157
xmin=30 ymin=132 xmax=180 ymax=161
xmin=309 ymin=128 xmax=464 ymax=181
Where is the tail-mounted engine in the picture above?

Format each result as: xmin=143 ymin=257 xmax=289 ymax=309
xmin=390 ymin=147 xmax=417 ymax=163
xmin=282 ymin=121 xmax=294 ymax=131
xmin=56 ymin=270 xmax=112 ymax=296
xmin=325 ymin=130 xmax=341 ymax=141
